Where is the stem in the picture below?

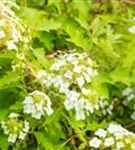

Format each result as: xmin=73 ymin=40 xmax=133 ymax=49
xmin=61 ymin=134 xmax=77 ymax=147
xmin=121 ymin=0 xmax=135 ymax=5
xmin=23 ymin=0 xmax=27 ymax=7
xmin=125 ymin=122 xmax=135 ymax=129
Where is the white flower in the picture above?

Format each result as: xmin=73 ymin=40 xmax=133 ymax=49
xmin=44 ymin=106 xmax=53 ymax=116
xmin=3 ymin=127 xmax=9 ymax=134
xmin=131 ymin=112 xmax=135 ymax=120
xmin=64 ymin=99 xmax=74 ymax=110
xmin=59 ymin=82 xmax=69 ymax=93
xmin=73 ymin=66 xmax=81 ymax=73
xmin=9 ymin=113 xmax=19 ymax=118
xmin=76 ymin=110 xmax=85 ymax=120
xmin=122 ymin=87 xmax=133 ymax=96
xmin=66 ymin=91 xmax=80 ymax=100
xmin=18 ymin=131 xmax=26 ymax=140
xmin=106 ymin=108 xmax=112 ymax=114
xmin=76 ymin=77 xmax=85 ymax=87
xmin=8 ymin=133 xmax=17 ymax=143
xmin=128 ymin=26 xmax=135 ymax=34
xmin=23 ymin=96 xmax=33 ymax=104
xmin=51 ymin=77 xmax=60 ymax=88
xmin=51 ymin=64 xmax=60 ymax=71
xmin=87 ymin=68 xmax=93 ymax=75
xmin=91 ymin=123 xmax=135 ymax=149
xmin=51 ymin=60 xmax=65 ymax=71
xmin=0 ymin=20 xmax=4 ymax=26
xmin=32 ymin=112 xmax=43 ymax=119
xmin=23 ymin=120 xmax=30 ymax=132
xmin=43 ymin=79 xmax=52 ymax=87
xmin=1 ymin=121 xmax=6 ymax=128
xmin=23 ymin=90 xmax=53 ymax=119
xmin=95 ymin=129 xmax=107 ymax=138
xmin=42 ymin=52 xmax=99 ymax=120
xmin=81 ymin=88 xmax=92 ymax=95
xmin=1 ymin=121 xmax=9 ymax=134
xmin=127 ymin=94 xmax=135 ymax=101
xmin=107 ymin=124 xmax=119 ymax=134
xmin=36 ymin=70 xmax=46 ymax=80
xmin=89 ymin=137 xmax=102 ymax=148
xmin=83 ymin=72 xmax=91 ymax=83
xmin=85 ymin=102 xmax=94 ymax=113
xmin=35 ymin=103 xmax=43 ymax=111
xmin=0 ymin=30 xmax=5 ymax=39
xmin=66 ymin=55 xmax=73 ymax=62
xmin=88 ymin=58 xmax=93 ymax=65
xmin=6 ymin=40 xmax=17 ymax=50
xmin=64 ymin=70 xmax=73 ymax=79
xmin=71 ymin=60 xmax=78 ymax=65
xmin=104 ymin=137 xmax=114 ymax=147
xmin=93 ymin=70 xmax=98 ymax=76
xmin=12 ymin=25 xmax=22 ymax=42
xmin=74 ymin=99 xmax=84 ymax=111
xmin=94 ymin=103 xmax=99 ymax=110
xmin=23 ymin=104 xmax=36 ymax=114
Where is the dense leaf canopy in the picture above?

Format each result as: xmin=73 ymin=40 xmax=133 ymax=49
xmin=1 ymin=0 xmax=135 ymax=149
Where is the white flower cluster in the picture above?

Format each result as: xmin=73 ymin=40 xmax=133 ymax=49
xmin=0 ymin=0 xmax=30 ymax=51
xmin=23 ymin=90 xmax=53 ymax=119
xmin=1 ymin=113 xmax=29 ymax=143
xmin=122 ymin=87 xmax=134 ymax=103
xmin=122 ymin=87 xmax=135 ymax=120
xmin=36 ymin=52 xmax=100 ymax=120
xmin=128 ymin=26 xmax=135 ymax=34
xmin=89 ymin=123 xmax=135 ymax=149
xmin=98 ymin=96 xmax=114 ymax=115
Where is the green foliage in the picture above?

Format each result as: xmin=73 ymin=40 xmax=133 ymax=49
xmin=1 ymin=0 xmax=135 ymax=149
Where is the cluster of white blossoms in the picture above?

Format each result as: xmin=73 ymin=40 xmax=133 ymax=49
xmin=23 ymin=90 xmax=53 ymax=119
xmin=89 ymin=123 xmax=135 ymax=149
xmin=128 ymin=26 xmax=135 ymax=34
xmin=98 ymin=96 xmax=114 ymax=115
xmin=122 ymin=87 xmax=135 ymax=120
xmin=0 ymin=0 xmax=30 ymax=51
xmin=122 ymin=87 xmax=135 ymax=103
xmin=36 ymin=52 xmax=101 ymax=120
xmin=1 ymin=113 xmax=29 ymax=143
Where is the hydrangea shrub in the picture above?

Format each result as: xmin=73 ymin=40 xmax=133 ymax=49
xmin=1 ymin=0 xmax=135 ymax=149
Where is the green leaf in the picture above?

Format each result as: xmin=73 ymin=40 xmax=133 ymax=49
xmin=0 ymin=72 xmax=21 ymax=89
xmin=0 ymin=132 xmax=9 ymax=149
xmin=32 ymin=48 xmax=52 ymax=69
xmin=61 ymin=17 xmax=90 ymax=50
xmin=0 ymin=88 xmax=20 ymax=109
xmin=122 ymin=38 xmax=135 ymax=69
xmin=9 ymin=101 xmax=23 ymax=111
xmin=34 ymin=132 xmax=54 ymax=150
xmin=78 ymin=143 xmax=86 ymax=150
xmin=110 ymin=67 xmax=131 ymax=85
xmin=0 ymin=53 xmax=14 ymax=59
xmin=33 ymin=31 xmax=55 ymax=50
xmin=0 ymin=109 xmax=8 ymax=121
xmin=19 ymin=8 xmax=61 ymax=31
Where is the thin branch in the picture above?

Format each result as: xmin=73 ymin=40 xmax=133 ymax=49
xmin=61 ymin=134 xmax=77 ymax=146
xmin=23 ymin=0 xmax=27 ymax=7
xmin=125 ymin=122 xmax=135 ymax=129
xmin=120 ymin=0 xmax=135 ymax=5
